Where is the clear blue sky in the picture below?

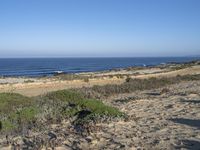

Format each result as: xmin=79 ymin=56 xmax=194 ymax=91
xmin=0 ymin=0 xmax=200 ymax=57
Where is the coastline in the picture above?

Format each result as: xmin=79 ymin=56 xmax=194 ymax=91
xmin=1 ymin=57 xmax=200 ymax=77
xmin=1 ymin=61 xmax=200 ymax=149
xmin=0 ymin=61 xmax=200 ymax=96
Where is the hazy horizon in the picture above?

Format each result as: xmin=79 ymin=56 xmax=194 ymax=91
xmin=1 ymin=0 xmax=200 ymax=57
xmin=0 ymin=56 xmax=200 ymax=59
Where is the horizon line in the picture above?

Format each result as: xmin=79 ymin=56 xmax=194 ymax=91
xmin=0 ymin=56 xmax=200 ymax=59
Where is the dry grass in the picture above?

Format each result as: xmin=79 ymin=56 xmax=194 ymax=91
xmin=77 ymin=74 xmax=200 ymax=98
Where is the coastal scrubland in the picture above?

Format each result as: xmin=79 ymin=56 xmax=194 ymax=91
xmin=0 ymin=61 xmax=200 ymax=149
xmin=1 ymin=61 xmax=200 ymax=96
xmin=0 ymin=90 xmax=123 ymax=134
xmin=77 ymin=74 xmax=200 ymax=98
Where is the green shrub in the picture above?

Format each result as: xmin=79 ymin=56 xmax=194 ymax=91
xmin=0 ymin=90 xmax=123 ymax=135
xmin=16 ymin=106 xmax=38 ymax=123
xmin=0 ymin=93 xmax=33 ymax=115
xmin=79 ymin=99 xmax=123 ymax=117
xmin=0 ymin=120 xmax=15 ymax=132
xmin=0 ymin=106 xmax=38 ymax=133
xmin=45 ymin=90 xmax=123 ymax=123
xmin=46 ymin=90 xmax=84 ymax=104
xmin=46 ymin=90 xmax=123 ymax=116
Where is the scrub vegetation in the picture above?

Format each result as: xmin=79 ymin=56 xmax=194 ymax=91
xmin=0 ymin=90 xmax=123 ymax=135
xmin=77 ymin=74 xmax=200 ymax=98
xmin=1 ymin=73 xmax=200 ymax=137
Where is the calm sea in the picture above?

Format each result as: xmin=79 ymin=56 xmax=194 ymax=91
xmin=0 ymin=57 xmax=199 ymax=77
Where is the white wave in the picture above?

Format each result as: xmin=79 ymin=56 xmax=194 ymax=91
xmin=54 ymin=71 xmax=64 ymax=74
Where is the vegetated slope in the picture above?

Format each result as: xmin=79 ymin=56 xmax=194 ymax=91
xmin=0 ymin=90 xmax=123 ymax=136
xmin=78 ymin=74 xmax=200 ymax=98
xmin=1 ymin=73 xmax=200 ymax=149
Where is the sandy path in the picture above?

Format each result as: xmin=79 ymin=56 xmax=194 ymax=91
xmin=0 ymin=78 xmax=124 ymax=96
xmin=0 ymin=65 xmax=200 ymax=96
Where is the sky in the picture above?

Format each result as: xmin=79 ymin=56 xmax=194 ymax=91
xmin=0 ymin=0 xmax=200 ymax=58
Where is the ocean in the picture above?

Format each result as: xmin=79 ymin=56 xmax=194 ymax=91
xmin=0 ymin=57 xmax=199 ymax=77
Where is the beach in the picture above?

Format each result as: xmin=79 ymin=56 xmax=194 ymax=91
xmin=0 ymin=61 xmax=200 ymax=96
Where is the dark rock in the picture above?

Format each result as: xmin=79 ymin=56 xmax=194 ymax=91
xmin=76 ymin=110 xmax=92 ymax=119
xmin=48 ymin=132 xmax=57 ymax=140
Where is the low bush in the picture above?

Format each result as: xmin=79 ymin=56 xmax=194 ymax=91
xmin=0 ymin=90 xmax=123 ymax=135
xmin=1 ymin=106 xmax=38 ymax=133
xmin=46 ymin=90 xmax=84 ymax=104
xmin=45 ymin=90 xmax=123 ymax=124
xmin=125 ymin=76 xmax=131 ymax=82
xmin=0 ymin=93 xmax=33 ymax=115
xmin=83 ymin=78 xmax=89 ymax=82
